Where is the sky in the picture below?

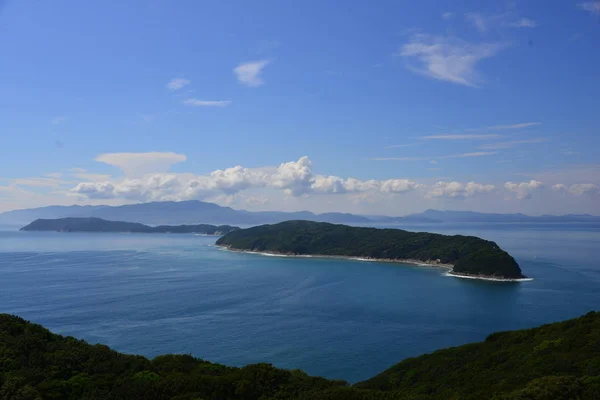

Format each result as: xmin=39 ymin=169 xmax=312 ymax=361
xmin=1 ymin=0 xmax=599 ymax=216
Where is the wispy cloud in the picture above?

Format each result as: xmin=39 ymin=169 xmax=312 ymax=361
xmin=95 ymin=152 xmax=187 ymax=177
xmin=399 ymin=34 xmax=506 ymax=87
xmin=509 ymin=18 xmax=537 ymax=28
xmin=422 ymin=134 xmax=501 ymax=140
xmin=385 ymin=143 xmax=420 ymax=149
xmin=578 ymin=1 xmax=600 ymax=15
xmin=13 ymin=177 xmax=70 ymax=188
xmin=465 ymin=12 xmax=488 ymax=32
xmin=167 ymin=78 xmax=190 ymax=91
xmin=372 ymin=151 xmax=496 ymax=161
xmin=487 ymin=122 xmax=541 ymax=130
xmin=479 ymin=138 xmax=546 ymax=150
xmin=183 ymin=99 xmax=232 ymax=107
xmin=234 ymin=60 xmax=270 ymax=87
xmin=51 ymin=116 xmax=68 ymax=125
xmin=444 ymin=152 xmax=496 ymax=158
xmin=442 ymin=12 xmax=454 ymax=20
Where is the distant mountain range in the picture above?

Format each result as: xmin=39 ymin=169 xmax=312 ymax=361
xmin=0 ymin=200 xmax=599 ymax=226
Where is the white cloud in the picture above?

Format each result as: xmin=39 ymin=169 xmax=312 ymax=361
xmin=422 ymin=134 xmax=501 ymax=140
xmin=442 ymin=12 xmax=453 ymax=20
xmin=72 ymin=182 xmax=117 ymax=199
xmin=233 ymin=60 xmax=270 ymax=87
xmin=372 ymin=151 xmax=496 ymax=161
xmin=487 ymin=122 xmax=541 ymax=130
xmin=71 ymin=156 xmax=425 ymax=202
xmin=568 ymin=183 xmax=599 ymax=196
xmin=578 ymin=1 xmax=600 ymax=15
xmin=510 ymin=18 xmax=537 ymax=28
xmin=45 ymin=172 xmax=63 ymax=179
xmin=167 ymin=78 xmax=190 ymax=91
xmin=51 ymin=116 xmax=68 ymax=125
xmin=379 ymin=179 xmax=424 ymax=193
xmin=399 ymin=34 xmax=505 ymax=87
xmin=465 ymin=12 xmax=488 ymax=32
xmin=553 ymin=183 xmax=599 ymax=196
xmin=182 ymin=99 xmax=232 ymax=107
xmin=428 ymin=181 xmax=495 ymax=198
xmin=95 ymin=152 xmax=187 ymax=177
xmin=479 ymin=138 xmax=545 ymax=150
xmin=504 ymin=180 xmax=543 ymax=199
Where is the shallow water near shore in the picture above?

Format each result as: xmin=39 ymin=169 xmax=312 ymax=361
xmin=0 ymin=223 xmax=598 ymax=383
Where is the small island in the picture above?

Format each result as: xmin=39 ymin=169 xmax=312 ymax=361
xmin=20 ymin=217 xmax=240 ymax=236
xmin=216 ymin=220 xmax=525 ymax=280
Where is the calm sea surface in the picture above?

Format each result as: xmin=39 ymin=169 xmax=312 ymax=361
xmin=0 ymin=223 xmax=598 ymax=383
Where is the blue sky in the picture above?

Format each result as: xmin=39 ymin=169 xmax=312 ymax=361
xmin=1 ymin=0 xmax=599 ymax=215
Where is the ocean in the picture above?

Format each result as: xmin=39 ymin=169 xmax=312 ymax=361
xmin=0 ymin=223 xmax=598 ymax=383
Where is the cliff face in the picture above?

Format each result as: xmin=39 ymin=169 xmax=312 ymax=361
xmin=216 ymin=220 xmax=525 ymax=279
xmin=20 ymin=217 xmax=240 ymax=235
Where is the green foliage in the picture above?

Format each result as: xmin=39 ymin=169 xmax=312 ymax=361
xmin=356 ymin=311 xmax=600 ymax=400
xmin=20 ymin=218 xmax=239 ymax=235
xmin=2 ymin=312 xmax=599 ymax=399
xmin=216 ymin=220 xmax=524 ymax=279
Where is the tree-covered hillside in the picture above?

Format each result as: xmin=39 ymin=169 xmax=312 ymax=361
xmin=1 ymin=312 xmax=599 ymax=399
xmin=20 ymin=217 xmax=239 ymax=235
xmin=216 ymin=220 xmax=524 ymax=279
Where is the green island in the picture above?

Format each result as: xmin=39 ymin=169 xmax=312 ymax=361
xmin=20 ymin=217 xmax=240 ymax=236
xmin=1 ymin=311 xmax=599 ymax=399
xmin=216 ymin=220 xmax=525 ymax=280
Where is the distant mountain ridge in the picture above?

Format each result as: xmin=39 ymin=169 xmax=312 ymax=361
xmin=1 ymin=200 xmax=598 ymax=226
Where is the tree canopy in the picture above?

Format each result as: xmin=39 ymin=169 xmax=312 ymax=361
xmin=1 ymin=311 xmax=599 ymax=399
xmin=216 ymin=220 xmax=524 ymax=279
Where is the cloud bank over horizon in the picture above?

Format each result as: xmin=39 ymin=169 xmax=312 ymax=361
xmin=54 ymin=152 xmax=598 ymax=215
xmin=1 ymin=151 xmax=599 ymax=215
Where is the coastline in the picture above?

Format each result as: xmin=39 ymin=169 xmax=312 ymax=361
xmin=217 ymin=245 xmax=529 ymax=282
xmin=445 ymin=271 xmax=533 ymax=282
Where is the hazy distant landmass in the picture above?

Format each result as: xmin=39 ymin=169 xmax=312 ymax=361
xmin=20 ymin=217 xmax=239 ymax=235
xmin=2 ymin=311 xmax=598 ymax=399
xmin=2 ymin=200 xmax=599 ymax=226
xmin=216 ymin=220 xmax=525 ymax=280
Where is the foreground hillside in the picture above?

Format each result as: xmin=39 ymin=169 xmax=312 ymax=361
xmin=20 ymin=217 xmax=239 ymax=235
xmin=1 ymin=312 xmax=599 ymax=399
xmin=216 ymin=220 xmax=524 ymax=279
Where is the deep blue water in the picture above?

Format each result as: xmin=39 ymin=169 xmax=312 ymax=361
xmin=0 ymin=223 xmax=598 ymax=383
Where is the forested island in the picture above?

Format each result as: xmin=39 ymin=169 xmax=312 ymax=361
xmin=216 ymin=220 xmax=525 ymax=280
xmin=20 ymin=217 xmax=239 ymax=235
xmin=1 ymin=311 xmax=598 ymax=399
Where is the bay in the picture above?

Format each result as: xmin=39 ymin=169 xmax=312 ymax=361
xmin=0 ymin=223 xmax=598 ymax=383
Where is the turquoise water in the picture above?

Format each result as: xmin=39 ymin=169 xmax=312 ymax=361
xmin=0 ymin=224 xmax=598 ymax=383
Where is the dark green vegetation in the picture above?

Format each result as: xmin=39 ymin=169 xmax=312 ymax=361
xmin=216 ymin=220 xmax=524 ymax=279
xmin=20 ymin=217 xmax=239 ymax=235
xmin=2 ymin=312 xmax=600 ymax=399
